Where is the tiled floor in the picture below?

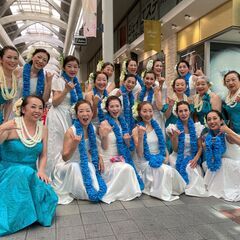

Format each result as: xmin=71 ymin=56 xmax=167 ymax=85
xmin=3 ymin=194 xmax=240 ymax=240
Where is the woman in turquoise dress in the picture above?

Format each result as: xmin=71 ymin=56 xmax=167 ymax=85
xmin=0 ymin=95 xmax=58 ymax=236
xmin=193 ymin=76 xmax=221 ymax=124
xmin=222 ymin=71 xmax=240 ymax=134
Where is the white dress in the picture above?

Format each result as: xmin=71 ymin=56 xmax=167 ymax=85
xmin=100 ymin=130 xmax=142 ymax=203
xmin=51 ymin=126 xmax=101 ymax=204
xmin=134 ymin=130 xmax=186 ymax=201
xmin=46 ymin=77 xmax=72 ymax=177
xmin=168 ymin=122 xmax=208 ymax=197
xmin=204 ymin=138 xmax=240 ymax=201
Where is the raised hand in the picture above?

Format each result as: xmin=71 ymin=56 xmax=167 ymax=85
xmin=157 ymin=76 xmax=165 ymax=87
xmin=0 ymin=120 xmax=19 ymax=132
xmin=123 ymin=133 xmax=131 ymax=147
xmin=64 ymin=79 xmax=76 ymax=92
xmin=137 ymin=125 xmax=146 ymax=138
xmin=93 ymin=94 xmax=101 ymax=106
xmin=69 ymin=130 xmax=82 ymax=145
xmin=99 ymin=120 xmax=112 ymax=138
xmin=45 ymin=71 xmax=54 ymax=84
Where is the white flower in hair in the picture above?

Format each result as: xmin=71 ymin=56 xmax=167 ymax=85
xmin=13 ymin=98 xmax=23 ymax=117
xmin=132 ymin=101 xmax=140 ymax=120
xmin=146 ymin=59 xmax=153 ymax=71
xmin=69 ymin=104 xmax=77 ymax=119
xmin=88 ymin=72 xmax=95 ymax=84
xmin=100 ymin=96 xmax=108 ymax=112
xmin=96 ymin=60 xmax=104 ymax=72
xmin=26 ymin=47 xmax=36 ymax=62
xmin=120 ymin=59 xmax=127 ymax=82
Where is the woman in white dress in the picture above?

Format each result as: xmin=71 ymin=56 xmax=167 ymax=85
xmin=132 ymin=102 xmax=186 ymax=201
xmin=138 ymin=71 xmax=166 ymax=135
xmin=85 ymin=71 xmax=108 ymax=126
xmin=203 ymin=110 xmax=240 ymax=201
xmin=98 ymin=96 xmax=143 ymax=203
xmin=46 ymin=55 xmax=83 ymax=177
xmin=16 ymin=48 xmax=53 ymax=102
xmin=167 ymin=101 xmax=207 ymax=197
xmin=51 ymin=100 xmax=106 ymax=204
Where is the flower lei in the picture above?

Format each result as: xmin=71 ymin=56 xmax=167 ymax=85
xmin=138 ymin=86 xmax=154 ymax=103
xmin=139 ymin=119 xmax=166 ymax=168
xmin=23 ymin=63 xmax=45 ymax=97
xmin=93 ymin=87 xmax=108 ymax=123
xmin=225 ymin=88 xmax=240 ymax=108
xmin=74 ymin=120 xmax=107 ymax=202
xmin=120 ymin=85 xmax=135 ymax=131
xmin=105 ymin=114 xmax=144 ymax=190
xmin=194 ymin=92 xmax=211 ymax=113
xmin=205 ymin=131 xmax=226 ymax=172
xmin=182 ymin=72 xmax=191 ymax=97
xmin=176 ymin=118 xmax=198 ymax=184
xmin=61 ymin=71 xmax=83 ymax=105
xmin=0 ymin=66 xmax=17 ymax=100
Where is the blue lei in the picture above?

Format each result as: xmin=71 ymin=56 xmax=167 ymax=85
xmin=183 ymin=72 xmax=191 ymax=97
xmin=120 ymin=85 xmax=135 ymax=131
xmin=205 ymin=131 xmax=226 ymax=172
xmin=138 ymin=86 xmax=154 ymax=103
xmin=139 ymin=119 xmax=166 ymax=168
xmin=93 ymin=87 xmax=108 ymax=123
xmin=176 ymin=118 xmax=198 ymax=184
xmin=62 ymin=71 xmax=83 ymax=105
xmin=23 ymin=63 xmax=45 ymax=97
xmin=135 ymin=74 xmax=144 ymax=88
xmin=105 ymin=114 xmax=144 ymax=190
xmin=74 ymin=120 xmax=107 ymax=202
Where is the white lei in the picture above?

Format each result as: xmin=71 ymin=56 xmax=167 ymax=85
xmin=225 ymin=88 xmax=240 ymax=107
xmin=15 ymin=117 xmax=43 ymax=147
xmin=194 ymin=94 xmax=203 ymax=112
xmin=172 ymin=93 xmax=188 ymax=116
xmin=0 ymin=66 xmax=17 ymax=100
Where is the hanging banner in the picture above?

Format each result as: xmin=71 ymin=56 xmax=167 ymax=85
xmin=144 ymin=20 xmax=161 ymax=52
xmin=82 ymin=0 xmax=97 ymax=37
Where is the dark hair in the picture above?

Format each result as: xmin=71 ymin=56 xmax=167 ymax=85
xmin=105 ymin=96 xmax=122 ymax=113
xmin=102 ymin=62 xmax=114 ymax=71
xmin=152 ymin=59 xmax=163 ymax=69
xmin=223 ymin=70 xmax=240 ymax=85
xmin=143 ymin=70 xmax=156 ymax=79
xmin=171 ymin=77 xmax=186 ymax=90
xmin=63 ymin=55 xmax=80 ymax=68
xmin=0 ymin=46 xmax=19 ymax=58
xmin=21 ymin=95 xmax=45 ymax=116
xmin=176 ymin=100 xmax=190 ymax=114
xmin=93 ymin=71 xmax=108 ymax=83
xmin=29 ymin=48 xmax=50 ymax=64
xmin=205 ymin=110 xmax=224 ymax=122
xmin=126 ymin=59 xmax=138 ymax=68
xmin=123 ymin=73 xmax=137 ymax=82
xmin=176 ymin=60 xmax=190 ymax=75
xmin=137 ymin=101 xmax=153 ymax=121
xmin=74 ymin=99 xmax=93 ymax=114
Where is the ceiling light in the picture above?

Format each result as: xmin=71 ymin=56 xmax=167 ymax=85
xmin=184 ymin=14 xmax=192 ymax=20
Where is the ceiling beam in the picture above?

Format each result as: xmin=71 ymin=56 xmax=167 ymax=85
xmin=45 ymin=0 xmax=68 ymax=22
xmin=0 ymin=0 xmax=15 ymax=18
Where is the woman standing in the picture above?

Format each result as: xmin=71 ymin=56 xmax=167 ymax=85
xmin=193 ymin=76 xmax=221 ymax=124
xmin=167 ymin=101 xmax=207 ymax=197
xmin=203 ymin=110 xmax=240 ymax=201
xmin=98 ymin=96 xmax=143 ymax=203
xmin=0 ymin=95 xmax=58 ymax=236
xmin=51 ymin=100 xmax=106 ymax=204
xmin=46 ymin=55 xmax=83 ymax=177
xmin=133 ymin=102 xmax=186 ymax=201
xmin=0 ymin=46 xmax=19 ymax=123
xmin=85 ymin=71 xmax=108 ymax=126
xmin=222 ymin=71 xmax=240 ymax=134
xmin=17 ymin=48 xmax=53 ymax=102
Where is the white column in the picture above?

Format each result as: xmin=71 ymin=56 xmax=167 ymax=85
xmin=102 ymin=0 xmax=114 ymax=63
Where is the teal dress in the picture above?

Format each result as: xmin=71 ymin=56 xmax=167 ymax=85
xmin=194 ymin=93 xmax=212 ymax=125
xmin=0 ymin=139 xmax=58 ymax=236
xmin=223 ymin=102 xmax=240 ymax=134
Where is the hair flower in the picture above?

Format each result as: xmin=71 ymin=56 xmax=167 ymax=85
xmin=13 ymin=97 xmax=23 ymax=117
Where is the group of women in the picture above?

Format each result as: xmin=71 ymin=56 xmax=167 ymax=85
xmin=1 ymin=45 xmax=240 ymax=236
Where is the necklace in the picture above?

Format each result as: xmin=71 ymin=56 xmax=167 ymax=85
xmin=23 ymin=63 xmax=45 ymax=97
xmin=0 ymin=66 xmax=17 ymax=100
xmin=15 ymin=117 xmax=43 ymax=147
xmin=74 ymin=120 xmax=107 ymax=202
xmin=139 ymin=119 xmax=166 ymax=168
xmin=225 ymin=88 xmax=240 ymax=107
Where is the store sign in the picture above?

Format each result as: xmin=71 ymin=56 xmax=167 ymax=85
xmin=73 ymin=35 xmax=87 ymax=46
